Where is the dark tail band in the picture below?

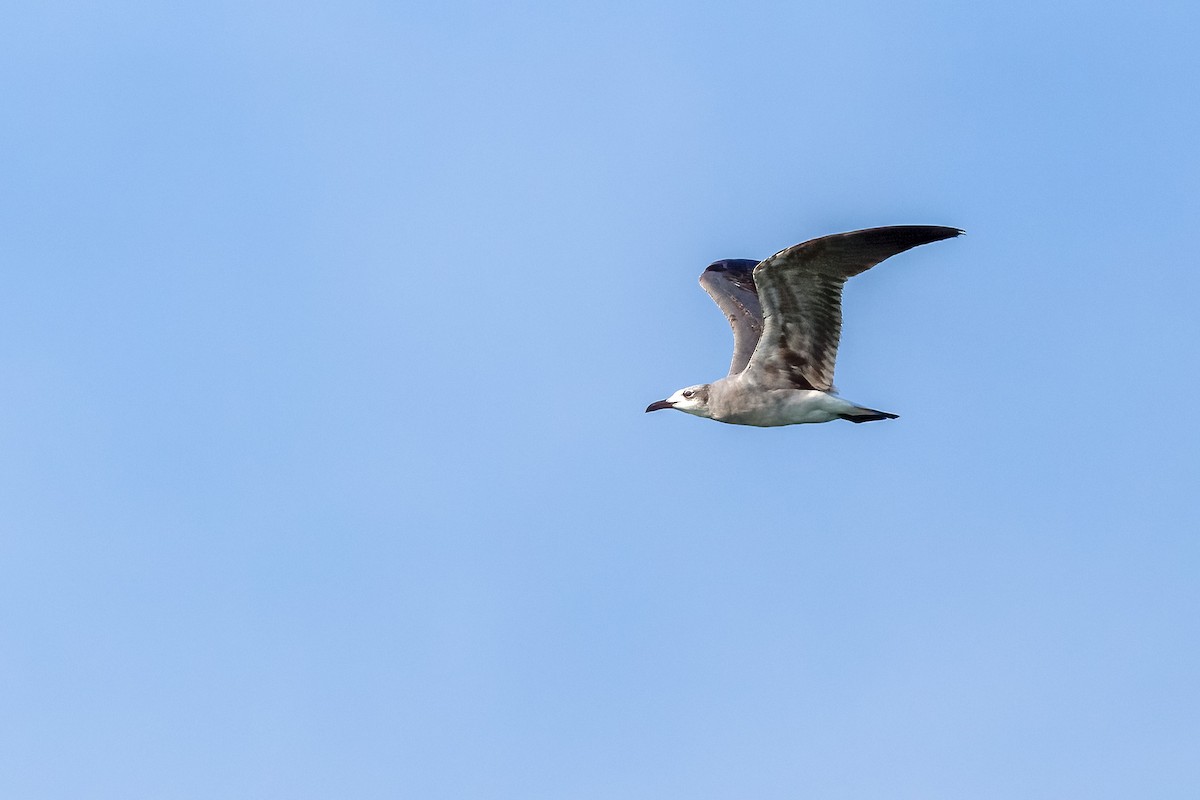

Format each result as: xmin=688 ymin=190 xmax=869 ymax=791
xmin=838 ymin=410 xmax=899 ymax=424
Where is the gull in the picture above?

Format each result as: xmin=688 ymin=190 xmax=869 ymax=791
xmin=646 ymin=225 xmax=962 ymax=426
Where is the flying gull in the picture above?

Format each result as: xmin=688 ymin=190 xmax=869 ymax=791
xmin=646 ymin=225 xmax=962 ymax=426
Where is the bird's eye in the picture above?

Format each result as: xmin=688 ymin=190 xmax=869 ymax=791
xmin=683 ymin=390 xmax=695 ymax=398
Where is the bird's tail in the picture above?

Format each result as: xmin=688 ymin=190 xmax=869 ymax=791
xmin=838 ymin=406 xmax=899 ymax=423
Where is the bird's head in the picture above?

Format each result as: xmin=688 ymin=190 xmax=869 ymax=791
xmin=645 ymin=384 xmax=713 ymax=417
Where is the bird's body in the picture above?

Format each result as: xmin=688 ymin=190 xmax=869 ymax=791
xmin=705 ymin=382 xmax=870 ymax=427
xmin=646 ymin=225 xmax=962 ymax=427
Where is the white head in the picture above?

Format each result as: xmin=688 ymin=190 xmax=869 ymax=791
xmin=645 ymin=384 xmax=713 ymax=418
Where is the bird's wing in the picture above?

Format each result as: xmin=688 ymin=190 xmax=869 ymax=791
xmin=698 ymin=259 xmax=765 ymax=376
xmin=743 ymin=226 xmax=963 ymax=391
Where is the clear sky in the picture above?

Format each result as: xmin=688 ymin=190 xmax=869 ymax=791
xmin=3 ymin=2 xmax=1199 ymax=798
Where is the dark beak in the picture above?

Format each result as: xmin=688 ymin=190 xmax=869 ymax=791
xmin=645 ymin=399 xmax=675 ymax=413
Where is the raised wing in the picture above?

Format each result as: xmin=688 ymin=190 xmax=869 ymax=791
xmin=699 ymin=259 xmax=764 ymax=375
xmin=744 ymin=226 xmax=962 ymax=391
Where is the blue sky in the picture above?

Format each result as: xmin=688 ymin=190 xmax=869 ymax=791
xmin=3 ymin=2 xmax=1199 ymax=798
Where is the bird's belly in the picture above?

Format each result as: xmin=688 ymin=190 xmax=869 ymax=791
xmin=716 ymin=390 xmax=850 ymax=427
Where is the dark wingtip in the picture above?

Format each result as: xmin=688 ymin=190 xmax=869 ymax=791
xmin=704 ymin=258 xmax=760 ymax=275
xmin=852 ymin=225 xmax=965 ymax=255
xmin=909 ymin=225 xmax=964 ymax=243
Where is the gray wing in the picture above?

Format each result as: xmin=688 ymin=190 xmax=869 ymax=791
xmin=743 ymin=226 xmax=963 ymax=391
xmin=699 ymin=259 xmax=764 ymax=375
